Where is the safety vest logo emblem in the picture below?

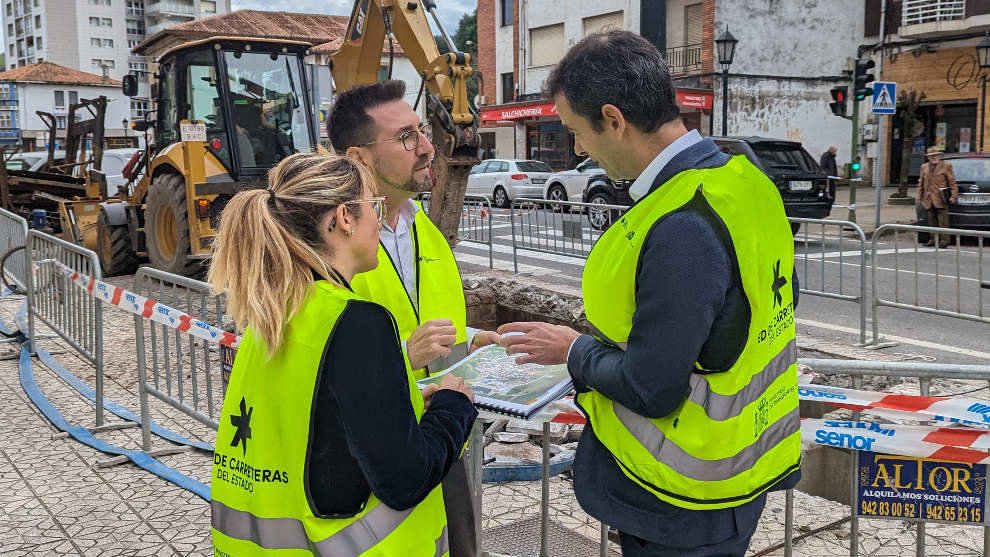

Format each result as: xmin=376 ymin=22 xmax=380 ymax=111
xmin=230 ymin=397 xmax=253 ymax=456
xmin=771 ymin=259 xmax=788 ymax=308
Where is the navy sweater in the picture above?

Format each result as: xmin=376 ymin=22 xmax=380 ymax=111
xmin=567 ymin=138 xmax=801 ymax=547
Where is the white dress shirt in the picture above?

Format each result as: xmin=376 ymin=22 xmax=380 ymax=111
xmin=628 ymin=129 xmax=704 ymax=201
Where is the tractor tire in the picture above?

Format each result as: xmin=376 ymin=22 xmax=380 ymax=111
xmin=96 ymin=208 xmax=138 ymax=276
xmin=146 ymin=173 xmax=201 ymax=277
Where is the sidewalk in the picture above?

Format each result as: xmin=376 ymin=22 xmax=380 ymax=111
xmin=827 ymin=184 xmax=917 ymax=235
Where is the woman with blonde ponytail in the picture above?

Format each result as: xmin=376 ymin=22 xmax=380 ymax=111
xmin=208 ymin=151 xmax=476 ymax=557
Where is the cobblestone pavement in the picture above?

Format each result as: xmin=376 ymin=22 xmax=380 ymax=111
xmin=1 ymin=286 xmax=989 ymax=556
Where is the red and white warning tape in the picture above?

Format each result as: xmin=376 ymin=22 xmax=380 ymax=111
xmin=38 ymin=260 xmax=240 ymax=348
xmin=798 ymin=384 xmax=990 ymax=427
xmin=803 ymin=418 xmax=990 ymax=464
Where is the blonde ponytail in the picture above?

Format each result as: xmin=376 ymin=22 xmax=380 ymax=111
xmin=207 ymin=152 xmax=374 ymax=357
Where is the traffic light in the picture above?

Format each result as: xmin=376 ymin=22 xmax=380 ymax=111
xmin=851 ymin=156 xmax=862 ymax=173
xmin=853 ymin=58 xmax=876 ymax=100
xmin=829 ymin=87 xmax=847 ymax=116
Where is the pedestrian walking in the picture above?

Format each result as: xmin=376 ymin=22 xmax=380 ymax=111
xmin=819 ymin=145 xmax=838 ymax=177
xmin=330 ymin=80 xmax=499 ymax=556
xmin=207 ymin=152 xmax=476 ymax=556
xmin=916 ymin=146 xmax=958 ymax=248
xmin=498 ymin=31 xmax=802 ymax=556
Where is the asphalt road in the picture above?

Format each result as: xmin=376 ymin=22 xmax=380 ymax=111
xmin=453 ymin=206 xmax=990 ymax=366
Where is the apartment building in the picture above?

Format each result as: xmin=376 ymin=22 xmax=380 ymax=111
xmin=478 ymin=0 xmax=864 ymax=172
xmin=0 ymin=61 xmax=131 ymax=150
xmin=2 ymin=0 xmax=229 ymax=129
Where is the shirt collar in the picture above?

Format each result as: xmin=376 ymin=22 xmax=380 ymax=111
xmin=383 ymin=197 xmax=420 ymax=234
xmin=628 ymin=129 xmax=704 ymax=201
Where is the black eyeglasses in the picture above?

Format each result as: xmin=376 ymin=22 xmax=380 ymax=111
xmin=360 ymin=123 xmax=431 ymax=152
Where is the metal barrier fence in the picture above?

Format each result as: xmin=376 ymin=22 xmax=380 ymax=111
xmin=419 ymin=193 xmax=494 ymax=268
xmin=790 ymin=217 xmax=868 ymax=344
xmin=510 ymin=197 xmax=628 ymax=273
xmin=133 ymin=267 xmax=227 ymax=452
xmin=871 ymin=224 xmax=990 ymax=345
xmin=0 ymin=208 xmax=28 ymax=292
xmin=25 ymin=229 xmax=105 ymax=424
xmin=790 ymin=358 xmax=990 ymax=557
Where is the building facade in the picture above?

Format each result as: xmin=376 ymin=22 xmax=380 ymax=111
xmin=477 ymin=0 xmax=867 ymax=173
xmin=2 ymin=0 xmax=230 ymax=134
xmin=0 ymin=62 xmax=130 ymax=150
xmin=863 ymin=0 xmax=990 ymax=185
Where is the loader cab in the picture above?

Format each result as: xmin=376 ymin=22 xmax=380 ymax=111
xmin=151 ymin=39 xmax=315 ymax=180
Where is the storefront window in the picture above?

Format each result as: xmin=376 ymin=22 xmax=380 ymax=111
xmin=526 ymin=122 xmax=575 ymax=171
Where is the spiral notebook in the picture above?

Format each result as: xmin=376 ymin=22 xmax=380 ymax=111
xmin=417 ymin=344 xmax=573 ymax=419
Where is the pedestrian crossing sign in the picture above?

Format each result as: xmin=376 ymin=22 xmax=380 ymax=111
xmin=871 ymin=82 xmax=896 ymax=114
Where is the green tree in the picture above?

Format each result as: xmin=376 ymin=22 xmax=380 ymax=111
xmin=435 ymin=10 xmax=479 ymax=109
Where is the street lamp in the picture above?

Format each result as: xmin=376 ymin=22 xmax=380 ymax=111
xmin=715 ymin=28 xmax=738 ymax=137
xmin=977 ymin=32 xmax=990 ymax=151
xmin=122 ymin=118 xmax=129 ymax=146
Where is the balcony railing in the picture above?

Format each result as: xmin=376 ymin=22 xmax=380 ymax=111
xmin=145 ymin=1 xmax=195 ymax=17
xmin=903 ymin=0 xmax=966 ymax=26
xmin=667 ymin=43 xmax=703 ymax=75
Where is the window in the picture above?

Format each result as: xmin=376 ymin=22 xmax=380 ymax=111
xmin=32 ymin=0 xmax=36 ymax=6
xmin=0 ymin=112 xmax=12 ymax=129
xmin=102 ymin=60 xmax=114 ymax=68
xmin=91 ymin=38 xmax=101 ymax=48
xmin=500 ymin=0 xmax=512 ymax=27
xmin=582 ymin=11 xmax=623 ymax=36
xmin=54 ymin=90 xmax=64 ymax=108
xmin=530 ymin=24 xmax=564 ymax=66
xmin=92 ymin=58 xmax=102 ymax=68
xmin=684 ymin=3 xmax=703 ymax=45
xmin=5 ymin=4 xmax=10 ymax=17
xmin=89 ymin=16 xmax=100 ymax=26
xmin=35 ymin=36 xmax=40 ymax=49
xmin=56 ymin=116 xmax=66 ymax=129
xmin=33 ymin=14 xmax=38 ymax=27
xmin=128 ymin=61 xmax=146 ymax=72
xmin=89 ymin=0 xmax=111 ymax=4
xmin=126 ymin=18 xmax=144 ymax=35
xmin=377 ymin=65 xmax=388 ymax=81
xmin=101 ymin=17 xmax=112 ymax=27
xmin=103 ymin=39 xmax=113 ymax=47
xmin=126 ymin=0 xmax=143 ymax=16
xmin=69 ymin=91 xmax=78 ymax=105
xmin=201 ymin=0 xmax=215 ymax=14
xmin=130 ymin=98 xmax=148 ymax=121
xmin=500 ymin=72 xmax=514 ymax=103
xmin=6 ymin=24 xmax=11 ymax=36
xmin=128 ymin=39 xmax=139 ymax=49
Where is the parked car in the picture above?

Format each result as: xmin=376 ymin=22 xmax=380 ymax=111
xmin=5 ymin=150 xmax=66 ymax=172
xmin=712 ymin=136 xmax=834 ymax=233
xmin=582 ymin=174 xmax=634 ymax=230
xmin=544 ymin=158 xmax=606 ymax=204
xmin=915 ymin=153 xmax=990 ymax=241
xmin=466 ymin=159 xmax=553 ymax=208
xmin=100 ymin=148 xmax=140 ymax=195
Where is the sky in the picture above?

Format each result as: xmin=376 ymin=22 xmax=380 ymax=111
xmin=230 ymin=0 xmax=475 ymax=39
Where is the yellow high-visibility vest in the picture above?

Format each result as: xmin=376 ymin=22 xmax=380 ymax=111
xmin=211 ymin=281 xmax=448 ymax=556
xmin=577 ymin=154 xmax=801 ymax=511
xmin=351 ymin=203 xmax=467 ymax=379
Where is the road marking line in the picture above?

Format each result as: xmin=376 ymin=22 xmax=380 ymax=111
xmin=796 ymin=318 xmax=990 ymax=361
xmin=453 ymin=251 xmax=559 ymax=276
xmin=458 ymin=240 xmax=588 ymax=268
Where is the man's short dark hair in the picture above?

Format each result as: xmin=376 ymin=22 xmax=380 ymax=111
xmin=544 ymin=31 xmax=679 ymax=133
xmin=329 ymin=80 xmax=407 ymax=151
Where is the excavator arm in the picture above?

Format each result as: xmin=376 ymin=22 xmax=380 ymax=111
xmin=331 ymin=0 xmax=480 ymax=246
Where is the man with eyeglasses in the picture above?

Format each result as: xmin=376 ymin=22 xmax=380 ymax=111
xmin=330 ymin=80 xmax=497 ymax=556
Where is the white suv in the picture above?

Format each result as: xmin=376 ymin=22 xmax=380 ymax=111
xmin=543 ymin=158 xmax=605 ymax=203
xmin=466 ymin=159 xmax=553 ymax=208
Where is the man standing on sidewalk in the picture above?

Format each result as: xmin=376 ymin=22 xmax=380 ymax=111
xmin=819 ymin=145 xmax=838 ymax=177
xmin=916 ymin=146 xmax=958 ymax=248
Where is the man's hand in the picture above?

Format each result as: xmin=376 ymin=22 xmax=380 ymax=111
xmin=950 ymin=196 xmax=958 ymax=204
xmin=421 ymin=383 xmax=440 ymax=410
xmin=408 ymin=319 xmax=456 ymax=370
xmin=438 ymin=373 xmax=474 ymax=403
xmin=497 ymin=322 xmax=581 ymax=365
xmin=469 ymin=330 xmax=501 ymax=353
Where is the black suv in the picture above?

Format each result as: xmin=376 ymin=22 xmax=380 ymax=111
xmin=582 ymin=175 xmax=633 ymax=230
xmin=713 ymin=137 xmax=834 ymax=231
